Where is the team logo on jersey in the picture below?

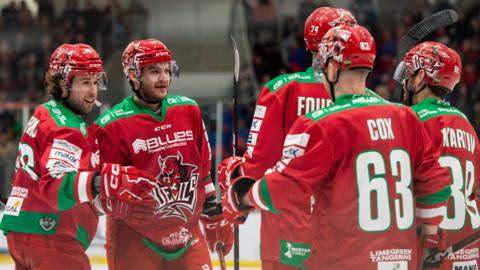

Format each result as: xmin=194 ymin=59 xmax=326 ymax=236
xmin=151 ymin=152 xmax=198 ymax=222
xmin=39 ymin=217 xmax=56 ymax=231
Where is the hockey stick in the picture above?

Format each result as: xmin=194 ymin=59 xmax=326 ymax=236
xmin=230 ymin=34 xmax=241 ymax=270
xmin=393 ymin=9 xmax=458 ymax=98
xmin=216 ymin=243 xmax=227 ymax=270
xmin=425 ymin=230 xmax=480 ymax=265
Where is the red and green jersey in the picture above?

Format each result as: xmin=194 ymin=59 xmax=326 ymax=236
xmin=92 ymin=95 xmax=213 ymax=256
xmin=241 ymin=67 xmax=383 ymax=265
xmin=247 ymin=94 xmax=451 ymax=269
xmin=413 ymin=98 xmax=480 ymax=268
xmin=0 ymin=99 xmax=99 ymax=250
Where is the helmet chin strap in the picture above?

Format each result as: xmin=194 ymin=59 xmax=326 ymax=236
xmin=325 ymin=65 xmax=341 ymax=103
xmin=60 ymin=86 xmax=84 ymax=115
xmin=130 ymin=79 xmax=162 ymax=105
xmin=402 ymin=77 xmax=427 ymax=106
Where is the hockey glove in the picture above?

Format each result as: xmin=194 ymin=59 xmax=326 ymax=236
xmin=96 ymin=163 xmax=157 ymax=202
xmin=217 ymin=156 xmax=243 ymax=192
xmin=221 ymin=176 xmax=255 ymax=225
xmin=94 ymin=196 xmax=156 ymax=224
xmin=418 ymin=230 xmax=446 ymax=270
xmin=201 ymin=200 xmax=234 ymax=255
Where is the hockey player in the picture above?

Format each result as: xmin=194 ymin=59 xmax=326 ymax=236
xmin=401 ymin=41 xmax=480 ymax=269
xmin=218 ymin=7 xmax=358 ymax=270
xmin=0 ymin=43 xmax=156 ymax=270
xmin=92 ymin=39 xmax=232 ymax=270
xmin=222 ymin=25 xmax=452 ymax=269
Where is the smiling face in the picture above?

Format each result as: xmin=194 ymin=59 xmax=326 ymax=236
xmin=138 ymin=62 xmax=171 ymax=101
xmin=63 ymin=74 xmax=99 ymax=115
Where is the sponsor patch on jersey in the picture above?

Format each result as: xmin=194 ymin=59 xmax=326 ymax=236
xmin=453 ymin=260 xmax=478 ymax=270
xmin=447 ymin=248 xmax=479 ymax=261
xmin=377 ymin=261 xmax=407 ymax=270
xmin=284 ymin=133 xmax=310 ymax=147
xmin=279 ymin=240 xmax=311 ymax=268
xmin=4 ymin=197 xmax=24 ymax=216
xmin=132 ymin=130 xmax=194 ymax=154
xmin=250 ymin=119 xmax=263 ymax=132
xmin=10 ymin=186 xmax=28 ymax=198
xmin=247 ymin=133 xmax=258 ymax=145
xmin=253 ymin=105 xmax=267 ymax=118
xmin=25 ymin=116 xmax=39 ymax=138
xmin=160 ymin=226 xmax=193 ymax=247
xmin=282 ymin=146 xmax=305 ymax=162
xmin=47 ymin=139 xmax=82 ymax=170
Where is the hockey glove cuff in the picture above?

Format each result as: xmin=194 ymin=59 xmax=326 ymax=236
xmin=221 ymin=176 xmax=255 ymax=225
xmin=97 ymin=163 xmax=157 ymax=202
xmin=217 ymin=156 xmax=243 ymax=193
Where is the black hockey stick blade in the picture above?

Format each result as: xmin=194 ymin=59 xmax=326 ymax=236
xmin=231 ymin=35 xmax=240 ymax=83
xmin=230 ymin=34 xmax=241 ymax=270
xmin=429 ymin=230 xmax=480 ymax=264
xmin=397 ymin=9 xmax=458 ymax=62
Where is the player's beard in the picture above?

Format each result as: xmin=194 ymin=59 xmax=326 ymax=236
xmin=139 ymin=86 xmax=168 ymax=104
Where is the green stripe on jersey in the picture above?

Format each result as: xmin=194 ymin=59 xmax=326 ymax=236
xmin=75 ymin=224 xmax=91 ymax=250
xmin=265 ymin=67 xmax=322 ymax=93
xmin=43 ymin=99 xmax=88 ymax=136
xmin=142 ymin=237 xmax=193 ymax=260
xmin=260 ymin=178 xmax=279 ymax=213
xmin=0 ymin=211 xmax=59 ymax=234
xmin=58 ymin=172 xmax=77 ymax=210
xmin=412 ymin=98 xmax=467 ymax=122
xmin=306 ymin=94 xmax=398 ymax=122
xmin=96 ymin=95 xmax=198 ymax=127
xmin=417 ymin=186 xmax=452 ymax=205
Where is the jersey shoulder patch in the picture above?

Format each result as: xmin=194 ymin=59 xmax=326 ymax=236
xmin=412 ymin=99 xmax=467 ymax=122
xmin=164 ymin=95 xmax=198 ymax=107
xmin=42 ymin=100 xmax=88 ymax=136
xmin=265 ymin=69 xmax=321 ymax=93
xmin=96 ymin=96 xmax=140 ymax=127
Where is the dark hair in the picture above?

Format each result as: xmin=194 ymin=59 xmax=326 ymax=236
xmin=44 ymin=72 xmax=63 ymax=100
xmin=430 ymin=85 xmax=449 ymax=99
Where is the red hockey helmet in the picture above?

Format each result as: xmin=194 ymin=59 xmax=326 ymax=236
xmin=121 ymin=39 xmax=178 ymax=78
xmin=402 ymin=41 xmax=461 ymax=91
xmin=304 ymin=7 xmax=357 ymax=51
xmin=316 ymin=24 xmax=376 ymax=72
xmin=49 ymin=43 xmax=106 ymax=90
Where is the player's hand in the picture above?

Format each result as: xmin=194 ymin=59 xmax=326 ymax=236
xmin=201 ymin=208 xmax=234 ymax=255
xmin=418 ymin=230 xmax=446 ymax=270
xmin=95 ymin=196 xmax=156 ymax=224
xmin=217 ymin=156 xmax=243 ymax=192
xmin=221 ymin=176 xmax=255 ymax=225
xmin=99 ymin=163 xmax=157 ymax=202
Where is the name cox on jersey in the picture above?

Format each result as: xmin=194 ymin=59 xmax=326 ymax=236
xmin=132 ymin=130 xmax=194 ymax=154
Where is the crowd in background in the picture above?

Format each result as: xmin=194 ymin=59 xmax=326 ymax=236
xmin=0 ymin=0 xmax=148 ymax=198
xmin=0 ymin=0 xmax=480 ymax=199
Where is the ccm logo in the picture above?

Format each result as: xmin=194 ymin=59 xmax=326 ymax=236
xmin=154 ymin=124 xmax=172 ymax=131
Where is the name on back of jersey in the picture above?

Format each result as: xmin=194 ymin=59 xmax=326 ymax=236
xmin=297 ymin=96 xmax=332 ymax=116
xmin=441 ymin=127 xmax=475 ymax=154
xmin=367 ymin=118 xmax=395 ymax=141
